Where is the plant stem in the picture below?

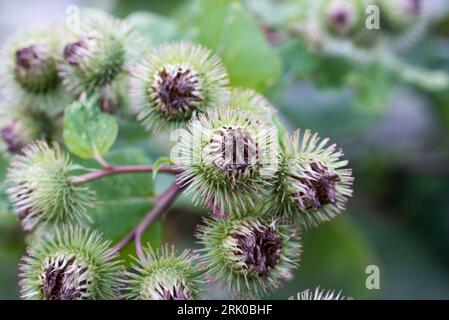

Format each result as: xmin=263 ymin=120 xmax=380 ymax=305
xmin=94 ymin=148 xmax=112 ymax=169
xmin=112 ymin=182 xmax=184 ymax=261
xmin=73 ymin=165 xmax=184 ymax=185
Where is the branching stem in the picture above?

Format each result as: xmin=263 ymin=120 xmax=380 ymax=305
xmin=112 ymin=182 xmax=184 ymax=262
xmin=73 ymin=165 xmax=184 ymax=185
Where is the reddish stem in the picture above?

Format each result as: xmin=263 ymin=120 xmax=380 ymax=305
xmin=73 ymin=165 xmax=184 ymax=185
xmin=112 ymin=182 xmax=184 ymax=261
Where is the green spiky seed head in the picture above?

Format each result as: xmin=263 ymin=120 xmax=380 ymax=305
xmin=130 ymin=41 xmax=230 ymax=132
xmin=0 ymin=114 xmax=32 ymax=155
xmin=19 ymin=226 xmax=122 ymax=300
xmin=228 ymin=88 xmax=276 ymax=121
xmin=378 ymin=0 xmax=422 ymax=34
xmin=322 ymin=0 xmax=364 ymax=37
xmin=6 ymin=141 xmax=94 ymax=231
xmin=196 ymin=215 xmax=301 ymax=297
xmin=0 ymin=108 xmax=62 ymax=155
xmin=124 ymin=245 xmax=204 ymax=300
xmin=266 ymin=129 xmax=353 ymax=229
xmin=0 ymin=25 xmax=70 ymax=113
xmin=59 ymin=14 xmax=138 ymax=95
xmin=176 ymin=108 xmax=277 ymax=214
xmin=290 ymin=286 xmax=350 ymax=300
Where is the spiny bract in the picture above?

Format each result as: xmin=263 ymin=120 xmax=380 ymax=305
xmin=196 ymin=215 xmax=302 ymax=297
xmin=123 ymin=245 xmax=204 ymax=300
xmin=265 ymin=129 xmax=353 ymax=229
xmin=130 ymin=41 xmax=230 ymax=132
xmin=176 ymin=108 xmax=278 ymax=215
xmin=227 ymin=88 xmax=276 ymax=122
xmin=0 ymin=25 xmax=70 ymax=114
xmin=19 ymin=226 xmax=122 ymax=300
xmin=321 ymin=0 xmax=365 ymax=37
xmin=6 ymin=141 xmax=94 ymax=231
xmin=59 ymin=13 xmax=139 ymax=96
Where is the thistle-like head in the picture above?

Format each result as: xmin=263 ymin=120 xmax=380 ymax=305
xmin=59 ymin=15 xmax=138 ymax=95
xmin=228 ymin=88 xmax=276 ymax=122
xmin=266 ymin=129 xmax=353 ymax=229
xmin=324 ymin=0 xmax=360 ymax=36
xmin=0 ymin=121 xmax=27 ymax=154
xmin=0 ymin=26 xmax=68 ymax=113
xmin=130 ymin=41 xmax=230 ymax=132
xmin=196 ymin=216 xmax=301 ymax=297
xmin=0 ymin=109 xmax=61 ymax=156
xmin=13 ymin=44 xmax=59 ymax=93
xmin=123 ymin=245 xmax=204 ymax=300
xmin=19 ymin=227 xmax=122 ymax=300
xmin=176 ymin=108 xmax=277 ymax=214
xmin=6 ymin=141 xmax=94 ymax=231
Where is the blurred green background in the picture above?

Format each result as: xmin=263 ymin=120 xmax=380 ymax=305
xmin=1 ymin=0 xmax=449 ymax=300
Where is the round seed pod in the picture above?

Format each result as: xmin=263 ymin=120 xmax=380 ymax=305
xmin=19 ymin=226 xmax=122 ymax=300
xmin=266 ymin=129 xmax=353 ymax=229
xmin=58 ymin=13 xmax=140 ymax=97
xmin=0 ymin=25 xmax=71 ymax=114
xmin=123 ymin=245 xmax=204 ymax=300
xmin=321 ymin=0 xmax=365 ymax=38
xmin=130 ymin=41 xmax=230 ymax=132
xmin=196 ymin=215 xmax=302 ymax=297
xmin=176 ymin=108 xmax=277 ymax=215
xmin=6 ymin=141 xmax=94 ymax=231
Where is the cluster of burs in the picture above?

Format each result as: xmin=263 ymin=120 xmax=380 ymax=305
xmin=0 ymin=6 xmax=354 ymax=300
xmin=302 ymin=0 xmax=423 ymax=46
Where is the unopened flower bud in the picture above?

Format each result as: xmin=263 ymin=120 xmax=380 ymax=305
xmin=176 ymin=109 xmax=276 ymax=214
xmin=130 ymin=41 xmax=230 ymax=132
xmin=6 ymin=141 xmax=94 ymax=231
xmin=0 ymin=26 xmax=70 ymax=113
xmin=124 ymin=245 xmax=203 ymax=300
xmin=59 ymin=15 xmax=138 ymax=95
xmin=196 ymin=216 xmax=301 ymax=297
xmin=19 ymin=227 xmax=122 ymax=300
xmin=266 ymin=129 xmax=353 ymax=229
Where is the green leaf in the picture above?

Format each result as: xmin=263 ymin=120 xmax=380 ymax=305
xmin=176 ymin=0 xmax=282 ymax=91
xmin=152 ymin=156 xmax=173 ymax=179
xmin=267 ymin=216 xmax=378 ymax=299
xmin=64 ymin=96 xmax=119 ymax=159
xmin=80 ymin=148 xmax=160 ymax=252
xmin=277 ymin=39 xmax=318 ymax=78
xmin=348 ymin=63 xmax=392 ymax=113
xmin=314 ymin=55 xmax=354 ymax=89
xmin=126 ymin=11 xmax=181 ymax=46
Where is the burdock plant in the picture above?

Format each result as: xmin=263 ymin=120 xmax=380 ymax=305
xmin=124 ymin=245 xmax=204 ymax=300
xmin=196 ymin=215 xmax=301 ymax=297
xmin=266 ymin=130 xmax=353 ymax=229
xmin=19 ymin=227 xmax=122 ymax=300
xmin=6 ymin=141 xmax=94 ymax=231
xmin=1 ymin=5 xmax=360 ymax=301
xmin=176 ymin=108 xmax=277 ymax=214
xmin=322 ymin=0 xmax=364 ymax=37
xmin=59 ymin=14 xmax=139 ymax=96
xmin=130 ymin=41 xmax=230 ymax=132
xmin=0 ymin=25 xmax=70 ymax=113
